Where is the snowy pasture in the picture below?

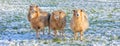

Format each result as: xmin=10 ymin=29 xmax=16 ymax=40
xmin=0 ymin=0 xmax=120 ymax=46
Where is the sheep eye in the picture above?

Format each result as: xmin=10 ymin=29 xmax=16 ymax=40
xmin=34 ymin=11 xmax=37 ymax=13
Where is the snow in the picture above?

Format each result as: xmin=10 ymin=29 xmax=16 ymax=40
xmin=0 ymin=0 xmax=120 ymax=46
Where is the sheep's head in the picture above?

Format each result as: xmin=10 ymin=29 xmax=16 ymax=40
xmin=72 ymin=9 xmax=85 ymax=22
xmin=52 ymin=10 xmax=66 ymax=20
xmin=29 ymin=4 xmax=39 ymax=18
xmin=73 ymin=9 xmax=83 ymax=18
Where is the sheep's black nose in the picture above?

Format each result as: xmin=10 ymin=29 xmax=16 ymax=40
xmin=77 ymin=14 xmax=79 ymax=16
xmin=55 ymin=16 xmax=59 ymax=19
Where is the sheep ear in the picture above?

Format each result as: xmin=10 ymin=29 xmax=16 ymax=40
xmin=59 ymin=11 xmax=62 ymax=14
xmin=30 ymin=5 xmax=32 ymax=8
xmin=81 ymin=10 xmax=83 ymax=12
xmin=73 ymin=10 xmax=76 ymax=13
xmin=73 ymin=10 xmax=77 ymax=15
xmin=52 ymin=12 xmax=54 ymax=15
xmin=36 ymin=5 xmax=38 ymax=7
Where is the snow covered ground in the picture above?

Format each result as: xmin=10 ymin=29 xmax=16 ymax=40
xmin=0 ymin=0 xmax=120 ymax=46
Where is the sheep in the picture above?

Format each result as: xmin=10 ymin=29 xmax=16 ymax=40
xmin=50 ymin=10 xmax=66 ymax=37
xmin=70 ymin=9 xmax=89 ymax=41
xmin=27 ymin=4 xmax=50 ymax=39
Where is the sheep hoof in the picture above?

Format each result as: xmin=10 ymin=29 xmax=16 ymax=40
xmin=48 ymin=33 xmax=50 ymax=35
xmin=43 ymin=33 xmax=45 ymax=35
xmin=37 ymin=37 xmax=40 ymax=39
xmin=80 ymin=39 xmax=83 ymax=41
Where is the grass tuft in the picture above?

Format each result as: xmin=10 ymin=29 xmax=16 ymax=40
xmin=43 ymin=41 xmax=48 ymax=44
xmin=52 ymin=38 xmax=61 ymax=43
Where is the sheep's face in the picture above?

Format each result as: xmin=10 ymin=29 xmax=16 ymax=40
xmin=29 ymin=4 xmax=39 ymax=18
xmin=73 ymin=9 xmax=83 ymax=19
xmin=54 ymin=14 xmax=59 ymax=20
xmin=52 ymin=11 xmax=60 ymax=20
xmin=52 ymin=11 xmax=65 ymax=20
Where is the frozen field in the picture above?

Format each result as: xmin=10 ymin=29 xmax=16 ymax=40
xmin=0 ymin=0 xmax=120 ymax=46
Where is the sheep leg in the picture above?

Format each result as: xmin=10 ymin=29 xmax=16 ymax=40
xmin=61 ymin=29 xmax=65 ymax=38
xmin=80 ymin=31 xmax=84 ymax=41
xmin=42 ymin=29 xmax=45 ymax=35
xmin=41 ymin=29 xmax=45 ymax=35
xmin=36 ymin=29 xmax=40 ymax=39
xmin=48 ymin=26 xmax=50 ymax=35
xmin=74 ymin=32 xmax=78 ymax=40
xmin=54 ymin=30 xmax=57 ymax=37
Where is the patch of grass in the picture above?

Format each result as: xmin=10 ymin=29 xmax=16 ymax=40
xmin=14 ymin=15 xmax=21 ymax=18
xmin=17 ymin=31 xmax=28 ymax=34
xmin=99 ymin=8 xmax=104 ymax=12
xmin=91 ymin=20 xmax=98 ymax=24
xmin=13 ymin=26 xmax=18 ymax=29
xmin=63 ymin=38 xmax=67 ymax=41
xmin=108 ymin=35 xmax=114 ymax=41
xmin=90 ymin=16 xmax=99 ymax=24
xmin=43 ymin=41 xmax=48 ymax=44
xmin=112 ymin=8 xmax=120 ymax=12
xmin=84 ymin=39 xmax=91 ymax=43
xmin=56 ymin=41 xmax=61 ymax=44
xmin=105 ymin=19 xmax=113 ymax=23
xmin=107 ymin=14 xmax=112 ymax=18
xmin=6 ymin=20 xmax=12 ymax=23
xmin=118 ymin=36 xmax=120 ymax=39
xmin=52 ymin=38 xmax=61 ymax=43
xmin=70 ymin=38 xmax=74 ymax=42
xmin=92 ymin=39 xmax=100 ymax=42
xmin=90 ymin=16 xmax=99 ymax=21
xmin=67 ymin=44 xmax=84 ymax=46
xmin=0 ymin=27 xmax=6 ymax=32
xmin=37 ymin=0 xmax=58 ymax=7
xmin=90 ymin=8 xmax=96 ymax=13
xmin=112 ymin=36 xmax=120 ymax=40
